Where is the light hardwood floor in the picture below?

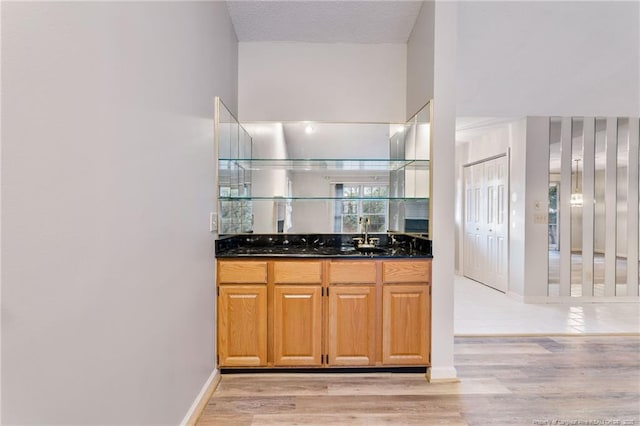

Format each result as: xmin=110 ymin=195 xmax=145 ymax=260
xmin=196 ymin=336 xmax=640 ymax=425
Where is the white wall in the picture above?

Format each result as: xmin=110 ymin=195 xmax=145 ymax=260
xmin=1 ymin=2 xmax=237 ymax=424
xmin=406 ymin=1 xmax=434 ymax=120
xmin=457 ymin=1 xmax=640 ymax=117
xmin=408 ymin=1 xmax=458 ymax=381
xmin=238 ymin=42 xmax=407 ymax=122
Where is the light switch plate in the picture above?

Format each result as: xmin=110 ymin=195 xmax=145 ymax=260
xmin=210 ymin=212 xmax=217 ymax=232
xmin=534 ymin=213 xmax=547 ymax=224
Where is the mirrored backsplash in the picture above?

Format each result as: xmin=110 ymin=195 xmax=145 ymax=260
xmin=215 ymin=98 xmax=432 ymax=236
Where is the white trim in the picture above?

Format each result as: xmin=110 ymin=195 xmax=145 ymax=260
xmin=506 ymin=291 xmax=525 ymax=303
xmin=456 ymin=332 xmax=640 ymax=337
xmin=522 ymin=295 xmax=640 ymax=304
xmin=456 ymin=116 xmax=526 ymax=133
xmin=426 ymin=366 xmax=459 ymax=383
xmin=179 ymin=369 xmax=220 ymax=426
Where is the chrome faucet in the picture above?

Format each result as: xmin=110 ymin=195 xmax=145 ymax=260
xmin=358 ymin=216 xmax=373 ymax=247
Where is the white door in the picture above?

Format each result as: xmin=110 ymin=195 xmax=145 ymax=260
xmin=464 ymin=164 xmax=482 ymax=282
xmin=463 ymin=156 xmax=508 ymax=292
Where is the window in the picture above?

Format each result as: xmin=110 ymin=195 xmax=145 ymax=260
xmin=334 ymin=184 xmax=388 ymax=233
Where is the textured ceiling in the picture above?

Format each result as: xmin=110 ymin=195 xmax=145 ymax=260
xmin=226 ymin=1 xmax=424 ymax=43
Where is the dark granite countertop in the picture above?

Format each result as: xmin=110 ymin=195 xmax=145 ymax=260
xmin=215 ymin=233 xmax=432 ymax=259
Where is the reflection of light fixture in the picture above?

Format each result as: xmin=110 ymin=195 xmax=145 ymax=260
xmin=570 ymin=159 xmax=583 ymax=207
xmin=304 ymin=124 xmax=314 ymax=134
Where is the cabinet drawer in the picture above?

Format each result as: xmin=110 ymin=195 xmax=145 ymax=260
xmin=329 ymin=261 xmax=377 ymax=284
xmin=382 ymin=260 xmax=431 ymax=283
xmin=273 ymin=261 xmax=322 ymax=284
xmin=218 ymin=261 xmax=268 ymax=284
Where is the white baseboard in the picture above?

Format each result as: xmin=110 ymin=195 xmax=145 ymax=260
xmin=522 ymin=295 xmax=640 ymax=304
xmin=180 ymin=369 xmax=221 ymax=426
xmin=426 ymin=366 xmax=459 ymax=383
xmin=507 ymin=291 xmax=525 ymax=302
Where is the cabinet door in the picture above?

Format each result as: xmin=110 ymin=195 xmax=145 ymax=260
xmin=218 ymin=285 xmax=267 ymax=367
xmin=328 ymin=286 xmax=376 ymax=366
xmin=273 ymin=286 xmax=323 ymax=366
xmin=382 ymin=285 xmax=430 ymax=365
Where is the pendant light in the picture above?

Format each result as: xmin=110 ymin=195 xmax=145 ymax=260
xmin=570 ymin=158 xmax=583 ymax=207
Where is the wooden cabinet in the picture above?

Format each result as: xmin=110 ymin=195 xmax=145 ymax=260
xmin=274 ymin=285 xmax=323 ymax=366
xmin=328 ymin=285 xmax=376 ymax=365
xmin=382 ymin=260 xmax=431 ymax=365
xmin=382 ymin=260 xmax=431 ymax=283
xmin=217 ymin=258 xmax=431 ymax=369
xmin=328 ymin=261 xmax=377 ymax=284
xmin=327 ymin=260 xmax=377 ymax=366
xmin=274 ymin=261 xmax=322 ymax=284
xmin=217 ymin=285 xmax=267 ymax=366
xmin=218 ymin=260 xmax=268 ymax=284
xmin=382 ymin=285 xmax=430 ymax=365
xmin=217 ymin=260 xmax=268 ymax=367
xmin=273 ymin=260 xmax=323 ymax=366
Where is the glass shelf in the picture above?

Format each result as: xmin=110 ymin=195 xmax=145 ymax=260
xmin=218 ymin=158 xmax=429 ymax=172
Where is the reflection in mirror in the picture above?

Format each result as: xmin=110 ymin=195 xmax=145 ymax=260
xmin=548 ymin=118 xmax=561 ymax=296
xmin=216 ymin=98 xmax=253 ymax=234
xmin=594 ymin=118 xmax=607 ymax=295
xmin=571 ymin=118 xmax=583 ymax=296
xmin=548 ymin=116 xmax=639 ymax=299
xmin=405 ymin=104 xmax=430 ymax=235
xmin=617 ymin=118 xmax=629 ymax=295
xmin=216 ymin=104 xmax=431 ymax=236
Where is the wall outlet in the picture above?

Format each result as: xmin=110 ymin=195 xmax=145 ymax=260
xmin=210 ymin=212 xmax=217 ymax=232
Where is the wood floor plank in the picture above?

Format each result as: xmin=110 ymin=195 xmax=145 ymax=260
xmin=250 ymin=413 xmax=468 ymax=425
xmin=326 ymin=377 xmax=511 ymax=396
xmin=202 ymin=396 xmax=296 ymax=415
xmin=454 ymin=343 xmax=552 ymax=355
xmin=197 ymin=336 xmax=640 ymax=426
xmin=195 ymin=414 xmax=253 ymax=425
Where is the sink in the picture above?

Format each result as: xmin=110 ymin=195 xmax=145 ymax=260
xmin=338 ymin=246 xmax=357 ymax=254
xmin=355 ymin=246 xmax=386 ymax=253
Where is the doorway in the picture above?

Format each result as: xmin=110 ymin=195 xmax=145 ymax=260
xmin=463 ymin=155 xmax=509 ymax=293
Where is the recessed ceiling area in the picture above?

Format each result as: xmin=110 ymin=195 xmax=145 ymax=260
xmin=226 ymin=1 xmax=424 ymax=43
